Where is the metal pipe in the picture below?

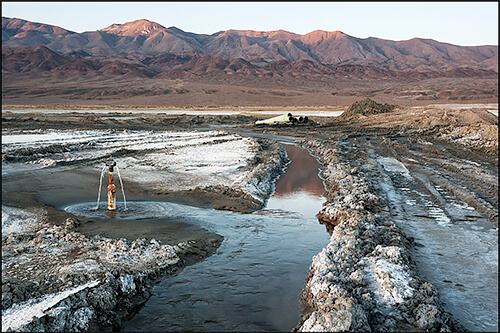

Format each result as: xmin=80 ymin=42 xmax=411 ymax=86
xmin=107 ymin=170 xmax=116 ymax=211
xmin=106 ymin=160 xmax=117 ymax=211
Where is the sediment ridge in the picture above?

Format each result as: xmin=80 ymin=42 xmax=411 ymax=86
xmin=294 ymin=139 xmax=464 ymax=332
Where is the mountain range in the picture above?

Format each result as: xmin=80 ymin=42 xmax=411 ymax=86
xmin=2 ymin=16 xmax=498 ymax=80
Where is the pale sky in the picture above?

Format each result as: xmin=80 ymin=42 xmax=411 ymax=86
xmin=2 ymin=1 xmax=498 ymax=46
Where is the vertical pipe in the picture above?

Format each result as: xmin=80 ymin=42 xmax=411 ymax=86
xmin=107 ymin=170 xmax=116 ymax=211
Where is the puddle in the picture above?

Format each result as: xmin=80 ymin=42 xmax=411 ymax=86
xmin=121 ymin=143 xmax=329 ymax=332
xmin=64 ymin=201 xmax=178 ymax=220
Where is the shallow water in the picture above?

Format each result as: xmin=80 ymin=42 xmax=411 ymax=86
xmin=3 ymin=133 xmax=330 ymax=331
xmin=65 ymin=201 xmax=177 ymax=220
xmin=118 ymin=143 xmax=329 ymax=332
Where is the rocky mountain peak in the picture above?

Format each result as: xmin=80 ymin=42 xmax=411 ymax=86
xmin=2 ymin=16 xmax=73 ymax=35
xmin=302 ymin=30 xmax=346 ymax=42
xmin=100 ymin=19 xmax=166 ymax=36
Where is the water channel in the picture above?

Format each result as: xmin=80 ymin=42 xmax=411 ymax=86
xmin=120 ymin=143 xmax=330 ymax=331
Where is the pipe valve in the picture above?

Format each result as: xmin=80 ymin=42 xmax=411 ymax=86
xmin=106 ymin=160 xmax=117 ymax=172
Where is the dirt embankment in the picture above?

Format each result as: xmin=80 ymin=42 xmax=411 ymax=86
xmin=317 ymin=104 xmax=498 ymax=226
xmin=294 ymin=139 xmax=462 ymax=332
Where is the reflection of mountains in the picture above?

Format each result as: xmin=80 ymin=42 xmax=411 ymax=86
xmin=273 ymin=145 xmax=325 ymax=197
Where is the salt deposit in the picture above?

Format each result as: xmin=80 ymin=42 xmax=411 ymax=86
xmin=2 ymin=206 xmax=45 ymax=235
xmin=2 ymin=280 xmax=100 ymax=332
xmin=376 ymin=156 xmax=412 ymax=179
xmin=1 ymin=205 xmax=196 ymax=331
xmin=2 ymin=129 xmax=285 ymax=206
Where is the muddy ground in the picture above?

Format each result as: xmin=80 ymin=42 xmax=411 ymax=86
xmin=2 ymin=104 xmax=498 ymax=331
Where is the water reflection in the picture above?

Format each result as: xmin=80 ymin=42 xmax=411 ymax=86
xmin=273 ymin=144 xmax=324 ymax=197
xmin=265 ymin=144 xmax=325 ymax=218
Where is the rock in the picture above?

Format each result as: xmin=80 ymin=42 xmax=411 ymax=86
xmin=414 ymin=303 xmax=440 ymax=330
xmin=67 ymin=306 xmax=94 ymax=331
xmin=64 ymin=217 xmax=80 ymax=228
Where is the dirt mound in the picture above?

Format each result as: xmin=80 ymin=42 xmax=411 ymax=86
xmin=342 ymin=98 xmax=396 ymax=117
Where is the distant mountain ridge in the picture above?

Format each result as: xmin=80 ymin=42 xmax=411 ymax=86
xmin=2 ymin=16 xmax=498 ymax=77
